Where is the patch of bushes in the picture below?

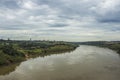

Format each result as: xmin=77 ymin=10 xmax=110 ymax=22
xmin=0 ymin=40 xmax=78 ymax=66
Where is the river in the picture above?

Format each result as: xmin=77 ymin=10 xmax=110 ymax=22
xmin=0 ymin=45 xmax=120 ymax=80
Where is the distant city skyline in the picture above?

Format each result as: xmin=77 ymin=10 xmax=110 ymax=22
xmin=0 ymin=0 xmax=120 ymax=41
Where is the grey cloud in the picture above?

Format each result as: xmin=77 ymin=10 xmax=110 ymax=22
xmin=0 ymin=24 xmax=34 ymax=30
xmin=92 ymin=0 xmax=120 ymax=23
xmin=0 ymin=0 xmax=20 ymax=9
xmin=49 ymin=23 xmax=69 ymax=27
xmin=97 ymin=14 xmax=120 ymax=23
xmin=0 ymin=0 xmax=120 ymax=41
xmin=36 ymin=29 xmax=66 ymax=32
xmin=32 ymin=0 xmax=92 ymax=17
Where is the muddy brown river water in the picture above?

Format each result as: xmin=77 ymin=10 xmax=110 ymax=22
xmin=0 ymin=45 xmax=120 ymax=80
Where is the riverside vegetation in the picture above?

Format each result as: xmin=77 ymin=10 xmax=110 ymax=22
xmin=77 ymin=41 xmax=120 ymax=54
xmin=0 ymin=40 xmax=78 ymax=66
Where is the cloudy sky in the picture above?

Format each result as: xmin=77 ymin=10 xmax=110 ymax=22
xmin=0 ymin=0 xmax=120 ymax=41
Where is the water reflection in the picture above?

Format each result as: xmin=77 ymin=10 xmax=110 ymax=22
xmin=0 ymin=45 xmax=120 ymax=80
xmin=0 ymin=63 xmax=20 ymax=75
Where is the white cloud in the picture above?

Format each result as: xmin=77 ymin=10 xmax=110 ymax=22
xmin=0 ymin=0 xmax=120 ymax=41
xmin=18 ymin=0 xmax=38 ymax=10
xmin=92 ymin=0 xmax=120 ymax=22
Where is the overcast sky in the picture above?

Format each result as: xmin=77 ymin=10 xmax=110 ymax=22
xmin=0 ymin=0 xmax=120 ymax=41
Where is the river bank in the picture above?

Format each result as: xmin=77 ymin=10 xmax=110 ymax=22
xmin=0 ymin=40 xmax=78 ymax=66
xmin=77 ymin=41 xmax=120 ymax=55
